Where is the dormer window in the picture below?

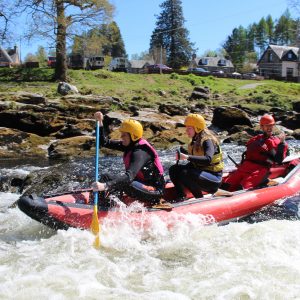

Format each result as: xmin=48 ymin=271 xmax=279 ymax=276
xmin=218 ymin=59 xmax=227 ymax=66
xmin=287 ymin=52 xmax=292 ymax=59
xmin=268 ymin=53 xmax=273 ymax=62
xmin=199 ymin=58 xmax=208 ymax=65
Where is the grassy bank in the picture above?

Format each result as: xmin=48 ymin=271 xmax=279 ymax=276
xmin=0 ymin=68 xmax=299 ymax=111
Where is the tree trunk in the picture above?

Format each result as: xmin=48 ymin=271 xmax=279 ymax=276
xmin=55 ymin=1 xmax=67 ymax=81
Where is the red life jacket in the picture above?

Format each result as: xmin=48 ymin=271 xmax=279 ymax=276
xmin=245 ymin=134 xmax=288 ymax=165
xmin=123 ymin=139 xmax=164 ymax=182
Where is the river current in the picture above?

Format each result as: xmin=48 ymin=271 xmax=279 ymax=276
xmin=1 ymin=142 xmax=300 ymax=300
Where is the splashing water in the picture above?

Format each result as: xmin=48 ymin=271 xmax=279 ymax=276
xmin=1 ymin=144 xmax=300 ymax=299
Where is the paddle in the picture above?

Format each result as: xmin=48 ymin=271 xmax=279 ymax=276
xmin=91 ymin=120 xmax=100 ymax=249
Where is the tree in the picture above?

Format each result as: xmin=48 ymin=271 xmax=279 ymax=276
xmin=0 ymin=0 xmax=14 ymax=41
xmin=149 ymin=0 xmax=195 ymax=69
xmin=223 ymin=26 xmax=248 ymax=71
xmin=265 ymin=15 xmax=275 ymax=44
xmin=14 ymin=0 xmax=113 ymax=81
xmin=36 ymin=46 xmax=48 ymax=67
xmin=71 ymin=21 xmax=126 ymax=58
xmin=131 ymin=51 xmax=153 ymax=61
xmin=255 ymin=17 xmax=268 ymax=54
xmin=274 ymin=9 xmax=297 ymax=45
xmin=24 ymin=53 xmax=37 ymax=62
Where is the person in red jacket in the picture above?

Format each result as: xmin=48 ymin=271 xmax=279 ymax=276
xmin=222 ymin=114 xmax=288 ymax=192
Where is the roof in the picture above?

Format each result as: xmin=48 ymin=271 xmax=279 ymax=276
xmin=129 ymin=59 xmax=154 ymax=69
xmin=0 ymin=45 xmax=13 ymax=63
xmin=198 ymin=56 xmax=234 ymax=68
xmin=268 ymin=44 xmax=299 ymax=59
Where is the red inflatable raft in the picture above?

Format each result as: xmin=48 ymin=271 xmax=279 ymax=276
xmin=18 ymin=163 xmax=300 ymax=230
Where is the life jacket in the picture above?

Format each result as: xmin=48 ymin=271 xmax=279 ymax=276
xmin=123 ymin=138 xmax=164 ymax=182
xmin=187 ymin=137 xmax=224 ymax=172
xmin=244 ymin=134 xmax=288 ymax=166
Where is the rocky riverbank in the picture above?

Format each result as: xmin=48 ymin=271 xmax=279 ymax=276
xmin=0 ymin=86 xmax=299 ymax=161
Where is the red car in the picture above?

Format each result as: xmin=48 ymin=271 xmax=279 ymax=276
xmin=47 ymin=56 xmax=56 ymax=68
xmin=147 ymin=64 xmax=173 ymax=73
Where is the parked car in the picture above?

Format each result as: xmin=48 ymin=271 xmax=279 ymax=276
xmin=211 ymin=70 xmax=224 ymax=75
xmin=86 ymin=56 xmax=105 ymax=70
xmin=187 ymin=67 xmax=209 ymax=74
xmin=147 ymin=64 xmax=173 ymax=73
xmin=47 ymin=56 xmax=56 ymax=68
xmin=242 ymin=73 xmax=257 ymax=79
xmin=109 ymin=57 xmax=130 ymax=72
xmin=231 ymin=72 xmax=242 ymax=78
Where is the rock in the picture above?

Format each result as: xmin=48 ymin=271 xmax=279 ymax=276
xmin=189 ymin=91 xmax=210 ymax=100
xmin=293 ymin=128 xmax=300 ymax=139
xmin=15 ymin=91 xmax=47 ymax=105
xmin=48 ymin=136 xmax=95 ymax=159
xmin=280 ymin=113 xmax=300 ymax=130
xmin=158 ymin=104 xmax=189 ymax=116
xmin=292 ymin=101 xmax=300 ymax=113
xmin=212 ymin=107 xmax=252 ymax=130
xmin=223 ymin=131 xmax=253 ymax=145
xmin=54 ymin=123 xmax=85 ymax=138
xmin=193 ymin=86 xmax=210 ymax=94
xmin=57 ymin=82 xmax=79 ymax=95
xmin=0 ymin=127 xmax=50 ymax=158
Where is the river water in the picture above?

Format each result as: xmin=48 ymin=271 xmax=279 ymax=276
xmin=1 ymin=143 xmax=300 ymax=300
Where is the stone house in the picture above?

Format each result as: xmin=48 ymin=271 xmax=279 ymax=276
xmin=0 ymin=45 xmax=21 ymax=67
xmin=257 ymin=44 xmax=299 ymax=81
xmin=197 ymin=56 xmax=234 ymax=73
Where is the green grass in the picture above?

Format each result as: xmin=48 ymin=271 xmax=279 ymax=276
xmin=0 ymin=68 xmax=299 ymax=110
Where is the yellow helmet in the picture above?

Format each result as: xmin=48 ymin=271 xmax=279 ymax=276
xmin=184 ymin=114 xmax=206 ymax=133
xmin=119 ymin=119 xmax=143 ymax=141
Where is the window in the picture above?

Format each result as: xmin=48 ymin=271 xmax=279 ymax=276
xmin=268 ymin=53 xmax=273 ymax=62
xmin=287 ymin=52 xmax=292 ymax=59
xmin=218 ymin=59 xmax=227 ymax=66
xmin=199 ymin=58 xmax=208 ymax=65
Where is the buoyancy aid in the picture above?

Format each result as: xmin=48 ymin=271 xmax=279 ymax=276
xmin=187 ymin=138 xmax=224 ymax=172
xmin=123 ymin=139 xmax=164 ymax=182
xmin=244 ymin=134 xmax=288 ymax=166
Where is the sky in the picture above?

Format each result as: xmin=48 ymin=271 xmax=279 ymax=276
xmin=17 ymin=0 xmax=294 ymax=60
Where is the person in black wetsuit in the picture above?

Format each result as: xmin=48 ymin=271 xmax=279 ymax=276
xmin=92 ymin=111 xmax=165 ymax=205
xmin=169 ymin=113 xmax=224 ymax=200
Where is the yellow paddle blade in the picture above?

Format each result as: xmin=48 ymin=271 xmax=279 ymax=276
xmin=91 ymin=206 xmax=101 ymax=248
xmin=93 ymin=234 xmax=100 ymax=249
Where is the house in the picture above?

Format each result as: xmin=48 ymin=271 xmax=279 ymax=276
xmin=128 ymin=59 xmax=154 ymax=73
xmin=197 ymin=56 xmax=234 ymax=73
xmin=0 ymin=45 xmax=20 ymax=67
xmin=257 ymin=44 xmax=299 ymax=81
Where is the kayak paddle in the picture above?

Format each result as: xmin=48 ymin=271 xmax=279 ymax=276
xmin=91 ymin=120 xmax=100 ymax=248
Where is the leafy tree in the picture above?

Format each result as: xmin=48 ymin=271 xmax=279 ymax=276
xmin=24 ymin=53 xmax=37 ymax=62
xmin=265 ymin=15 xmax=275 ymax=44
xmin=13 ymin=0 xmax=113 ymax=81
xmin=255 ymin=17 xmax=268 ymax=54
xmin=131 ymin=51 xmax=153 ymax=61
xmin=71 ymin=21 xmax=126 ymax=58
xmin=201 ymin=49 xmax=218 ymax=57
xmin=274 ymin=9 xmax=296 ymax=45
xmin=36 ymin=46 xmax=48 ymax=67
xmin=149 ymin=0 xmax=195 ymax=69
xmin=223 ymin=26 xmax=248 ymax=70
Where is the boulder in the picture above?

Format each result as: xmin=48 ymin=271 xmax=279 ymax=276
xmin=292 ymin=101 xmax=300 ymax=113
xmin=57 ymin=82 xmax=79 ymax=96
xmin=212 ymin=107 xmax=252 ymax=130
xmin=48 ymin=136 xmax=95 ymax=159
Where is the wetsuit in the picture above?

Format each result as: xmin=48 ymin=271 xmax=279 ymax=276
xmin=169 ymin=137 xmax=224 ymax=199
xmin=98 ymin=127 xmax=165 ymax=204
xmin=223 ymin=134 xmax=288 ymax=191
